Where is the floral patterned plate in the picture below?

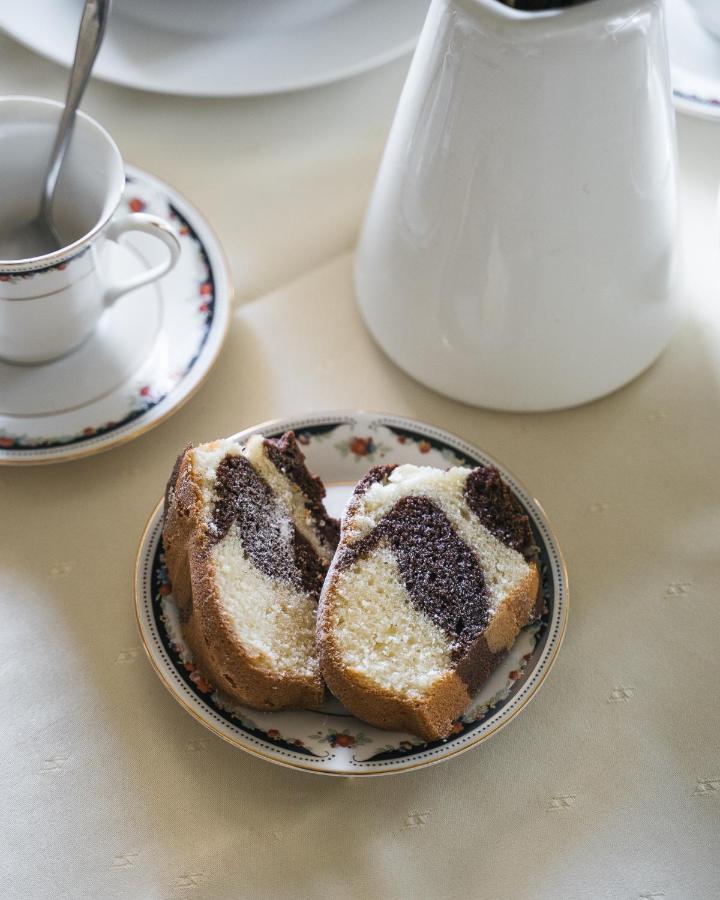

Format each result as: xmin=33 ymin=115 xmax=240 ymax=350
xmin=0 ymin=165 xmax=231 ymax=465
xmin=134 ymin=412 xmax=568 ymax=776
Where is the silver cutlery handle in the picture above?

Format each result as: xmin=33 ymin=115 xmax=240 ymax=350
xmin=42 ymin=0 xmax=112 ymax=220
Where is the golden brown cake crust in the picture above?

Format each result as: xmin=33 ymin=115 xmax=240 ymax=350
xmin=163 ymin=445 xmax=325 ymax=711
xmin=317 ymin=466 xmax=541 ymax=745
xmin=318 ymin=565 xmax=539 ymax=742
xmin=318 ymin=614 xmax=471 ymax=742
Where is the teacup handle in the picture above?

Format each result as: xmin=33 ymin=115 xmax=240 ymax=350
xmin=102 ymin=213 xmax=181 ymax=306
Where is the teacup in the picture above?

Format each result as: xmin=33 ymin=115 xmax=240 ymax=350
xmin=0 ymin=96 xmax=181 ymax=365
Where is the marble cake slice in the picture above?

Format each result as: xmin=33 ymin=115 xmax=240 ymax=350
xmin=163 ymin=431 xmax=339 ymax=711
xmin=317 ymin=463 xmax=541 ymax=741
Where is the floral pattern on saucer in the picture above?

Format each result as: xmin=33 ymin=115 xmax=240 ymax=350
xmin=301 ymin=422 xmax=469 ymax=468
xmin=135 ymin=413 xmax=568 ymax=776
xmin=0 ymin=380 xmax=169 ymax=450
xmin=334 ymin=434 xmax=392 ymax=462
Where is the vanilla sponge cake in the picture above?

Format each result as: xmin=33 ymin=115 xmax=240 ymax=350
xmin=317 ymin=464 xmax=541 ymax=741
xmin=163 ymin=432 xmax=339 ymax=711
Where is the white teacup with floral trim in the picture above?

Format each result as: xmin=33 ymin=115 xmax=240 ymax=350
xmin=0 ymin=96 xmax=181 ymax=365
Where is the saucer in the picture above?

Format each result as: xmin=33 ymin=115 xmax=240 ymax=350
xmin=0 ymin=165 xmax=231 ymax=465
xmin=0 ymin=0 xmax=429 ymax=97
xmin=135 ymin=411 xmax=568 ymax=776
xmin=668 ymin=0 xmax=720 ymax=119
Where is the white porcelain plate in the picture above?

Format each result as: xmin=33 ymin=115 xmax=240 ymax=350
xmin=668 ymin=0 xmax=720 ymax=120
xmin=0 ymin=0 xmax=429 ymax=98
xmin=135 ymin=412 xmax=568 ymax=776
xmin=0 ymin=165 xmax=231 ymax=465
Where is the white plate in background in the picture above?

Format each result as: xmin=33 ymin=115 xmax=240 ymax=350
xmin=668 ymin=0 xmax=720 ymax=120
xmin=0 ymin=0 xmax=430 ymax=97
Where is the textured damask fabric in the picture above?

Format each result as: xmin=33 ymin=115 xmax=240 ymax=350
xmin=0 ymin=30 xmax=719 ymax=899
xmin=1 ymin=243 xmax=719 ymax=899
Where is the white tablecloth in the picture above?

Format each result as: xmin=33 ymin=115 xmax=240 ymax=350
xmin=1 ymin=31 xmax=720 ymax=900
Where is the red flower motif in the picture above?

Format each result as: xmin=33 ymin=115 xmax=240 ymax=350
xmin=396 ymin=435 xmax=407 ymax=444
xmin=509 ymin=670 xmax=521 ymax=680
xmin=198 ymin=302 xmax=209 ymax=313
xmin=332 ymin=733 xmax=355 ymax=748
xmin=192 ymin=673 xmax=213 ymax=693
xmin=199 ymin=281 xmax=212 ymax=296
xmin=349 ymin=437 xmax=374 ymax=456
xmin=418 ymin=440 xmax=432 ymax=454
xmin=0 ymin=275 xmax=10 ymax=282
xmin=128 ymin=198 xmax=146 ymax=213
xmin=449 ymin=721 xmax=464 ymax=735
xmin=139 ymin=385 xmax=151 ymax=397
xmin=105 ymin=421 xmax=116 ymax=429
xmin=159 ymin=584 xmax=171 ymax=596
xmin=297 ymin=433 xmax=311 ymax=445
xmin=266 ymin=729 xmax=281 ymax=740
xmin=179 ymin=225 xmax=190 ymax=236
xmin=82 ymin=427 xmax=95 ymax=436
xmin=57 ymin=263 xmax=67 ymax=271
xmin=184 ymin=661 xmax=195 ymax=673
xmin=0 ymin=436 xmax=15 ymax=448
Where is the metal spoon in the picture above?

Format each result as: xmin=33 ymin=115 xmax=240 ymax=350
xmin=2 ymin=0 xmax=111 ymax=261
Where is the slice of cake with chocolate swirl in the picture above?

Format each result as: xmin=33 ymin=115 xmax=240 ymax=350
xmin=163 ymin=432 xmax=339 ymax=711
xmin=317 ymin=464 xmax=541 ymax=741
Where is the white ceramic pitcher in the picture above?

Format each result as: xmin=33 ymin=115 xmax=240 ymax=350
xmin=355 ymin=0 xmax=678 ymax=411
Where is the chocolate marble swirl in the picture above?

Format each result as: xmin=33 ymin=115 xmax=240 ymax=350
xmin=336 ymin=464 xmax=534 ymax=656
xmin=210 ymin=433 xmax=339 ymax=599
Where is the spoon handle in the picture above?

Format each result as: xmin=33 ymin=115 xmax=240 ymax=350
xmin=42 ymin=0 xmax=111 ymax=224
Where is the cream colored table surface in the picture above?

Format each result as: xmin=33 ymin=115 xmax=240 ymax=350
xmin=1 ymin=33 xmax=720 ymax=900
